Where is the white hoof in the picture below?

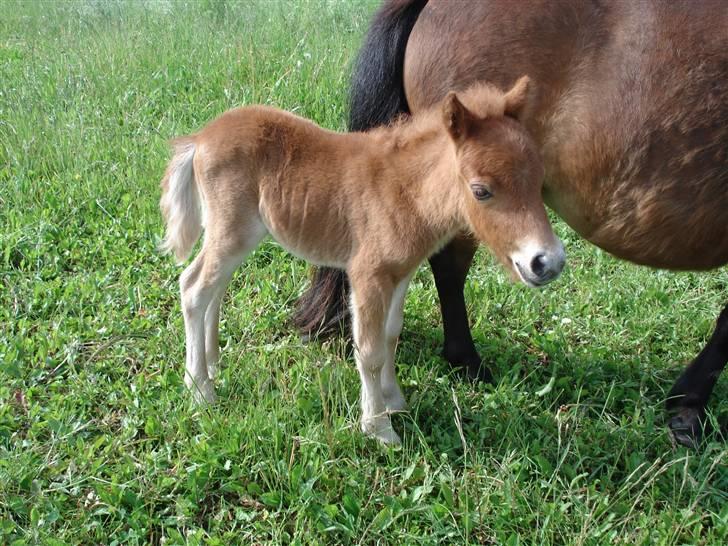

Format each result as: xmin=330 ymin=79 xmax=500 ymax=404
xmin=186 ymin=376 xmax=217 ymax=404
xmin=207 ymin=362 xmax=218 ymax=380
xmin=362 ymin=415 xmax=401 ymax=446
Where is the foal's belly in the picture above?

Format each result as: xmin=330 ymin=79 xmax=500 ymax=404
xmin=258 ymin=187 xmax=351 ymax=269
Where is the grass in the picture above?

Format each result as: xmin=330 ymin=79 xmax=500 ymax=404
xmin=1 ymin=0 xmax=726 ymax=543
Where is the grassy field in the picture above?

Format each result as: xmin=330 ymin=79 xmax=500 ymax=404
xmin=1 ymin=0 xmax=726 ymax=543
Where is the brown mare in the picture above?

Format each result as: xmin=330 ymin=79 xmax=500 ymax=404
xmin=160 ymin=80 xmax=565 ymax=444
xmin=295 ymin=0 xmax=728 ymax=447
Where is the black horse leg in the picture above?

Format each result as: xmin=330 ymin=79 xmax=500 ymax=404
xmin=429 ymin=236 xmax=493 ymax=382
xmin=667 ymin=303 xmax=728 ymax=447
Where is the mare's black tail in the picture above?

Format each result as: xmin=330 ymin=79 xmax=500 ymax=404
xmin=292 ymin=0 xmax=429 ymax=336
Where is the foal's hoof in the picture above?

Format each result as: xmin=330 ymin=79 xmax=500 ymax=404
xmin=668 ymin=407 xmax=704 ymax=449
xmin=186 ymin=377 xmax=217 ymax=405
xmin=362 ymin=416 xmax=402 ymax=446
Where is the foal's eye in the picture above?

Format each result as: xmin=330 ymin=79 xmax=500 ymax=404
xmin=470 ymin=183 xmax=493 ymax=201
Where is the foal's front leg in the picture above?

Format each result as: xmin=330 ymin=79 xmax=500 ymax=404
xmin=349 ymin=271 xmax=400 ymax=445
xmin=381 ymin=274 xmax=413 ymax=412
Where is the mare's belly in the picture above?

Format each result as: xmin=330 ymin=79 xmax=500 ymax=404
xmin=546 ymin=177 xmax=728 ymax=271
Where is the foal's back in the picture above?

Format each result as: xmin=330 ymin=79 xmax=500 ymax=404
xmin=193 ymin=106 xmax=434 ymax=269
xmin=193 ymin=106 xmax=368 ymax=267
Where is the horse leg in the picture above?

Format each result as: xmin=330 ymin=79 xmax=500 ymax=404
xmin=181 ymin=218 xmax=267 ymax=403
xmin=180 ymin=247 xmax=219 ymax=404
xmin=429 ymin=235 xmax=493 ymax=382
xmin=381 ymin=274 xmax=413 ymax=412
xmin=349 ymin=270 xmax=400 ymax=445
xmin=204 ymin=287 xmax=224 ymax=380
xmin=667 ymin=303 xmax=728 ymax=447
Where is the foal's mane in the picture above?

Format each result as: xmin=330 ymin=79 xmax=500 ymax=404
xmin=366 ymin=82 xmax=511 ymax=147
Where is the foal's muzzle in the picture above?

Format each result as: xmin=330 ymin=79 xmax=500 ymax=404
xmin=512 ymin=241 xmax=566 ymax=287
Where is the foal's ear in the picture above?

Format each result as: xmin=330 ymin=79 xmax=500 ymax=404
xmin=442 ymin=91 xmax=471 ymax=142
xmin=504 ymin=75 xmax=532 ymax=121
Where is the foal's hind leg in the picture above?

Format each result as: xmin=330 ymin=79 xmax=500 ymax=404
xmin=181 ymin=246 xmax=243 ymax=404
xmin=181 ymin=219 xmax=267 ymax=403
xmin=348 ymin=269 xmax=400 ymax=445
xmin=204 ymin=287 xmax=224 ymax=380
xmin=381 ymin=274 xmax=413 ymax=412
xmin=179 ymin=248 xmax=215 ymax=402
xmin=180 ymin=248 xmax=219 ymax=404
xmin=667 ymin=303 xmax=728 ymax=447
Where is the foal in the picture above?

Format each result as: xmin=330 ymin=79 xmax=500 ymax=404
xmin=160 ymin=77 xmax=565 ymax=444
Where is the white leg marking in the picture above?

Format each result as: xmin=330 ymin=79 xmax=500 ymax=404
xmin=181 ymin=218 xmax=267 ymax=404
xmin=181 ymin=251 xmax=217 ymax=404
xmin=351 ymin=289 xmax=401 ymax=445
xmin=204 ymin=287 xmax=223 ymax=380
xmin=381 ymin=275 xmax=412 ymax=412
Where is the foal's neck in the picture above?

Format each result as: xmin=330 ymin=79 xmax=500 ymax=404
xmin=367 ymin=116 xmax=465 ymax=236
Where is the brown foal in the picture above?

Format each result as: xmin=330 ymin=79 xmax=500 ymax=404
xmin=160 ymin=77 xmax=565 ymax=444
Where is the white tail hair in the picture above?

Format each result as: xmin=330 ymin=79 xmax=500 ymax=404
xmin=159 ymin=139 xmax=203 ymax=263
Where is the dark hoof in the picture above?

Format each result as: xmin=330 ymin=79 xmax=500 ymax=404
xmin=668 ymin=407 xmax=704 ymax=449
xmin=465 ymin=362 xmax=494 ymax=383
xmin=442 ymin=345 xmax=494 ymax=383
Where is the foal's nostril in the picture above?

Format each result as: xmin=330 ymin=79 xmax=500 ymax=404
xmin=530 ymin=253 xmax=547 ymax=277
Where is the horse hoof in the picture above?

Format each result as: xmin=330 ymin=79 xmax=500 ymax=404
xmin=207 ymin=363 xmax=218 ymax=380
xmin=362 ymin=417 xmax=401 ymax=446
xmin=195 ymin=385 xmax=217 ymax=405
xmin=668 ymin=407 xmax=703 ymax=449
xmin=373 ymin=428 xmax=402 ymax=446
xmin=186 ymin=377 xmax=217 ymax=405
xmin=442 ymin=345 xmax=494 ymax=383
xmin=466 ymin=362 xmax=494 ymax=384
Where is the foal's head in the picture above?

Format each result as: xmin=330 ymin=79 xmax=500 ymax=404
xmin=443 ymin=77 xmax=565 ymax=286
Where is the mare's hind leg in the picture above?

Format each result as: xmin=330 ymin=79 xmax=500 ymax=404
xmin=348 ymin=269 xmax=400 ymax=445
xmin=429 ymin=235 xmax=493 ymax=382
xmin=181 ymin=219 xmax=267 ymax=403
xmin=667 ymin=303 xmax=728 ymax=447
xmin=381 ymin=274 xmax=413 ymax=412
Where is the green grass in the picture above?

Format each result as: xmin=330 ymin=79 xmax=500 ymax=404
xmin=1 ymin=1 xmax=726 ymax=543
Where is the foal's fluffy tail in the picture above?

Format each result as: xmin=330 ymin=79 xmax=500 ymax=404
xmin=159 ymin=138 xmax=202 ymax=263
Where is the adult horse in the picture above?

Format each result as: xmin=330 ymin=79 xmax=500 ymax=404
xmin=294 ymin=0 xmax=728 ymax=446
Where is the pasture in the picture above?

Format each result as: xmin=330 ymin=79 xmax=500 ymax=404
xmin=1 ymin=0 xmax=726 ymax=543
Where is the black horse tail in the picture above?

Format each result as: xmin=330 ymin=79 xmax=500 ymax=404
xmin=348 ymin=0 xmax=429 ymax=130
xmin=292 ymin=0 xmax=429 ymax=337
